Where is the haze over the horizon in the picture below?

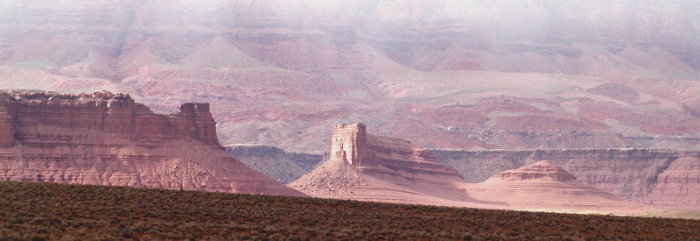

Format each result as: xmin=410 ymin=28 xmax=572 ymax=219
xmin=0 ymin=0 xmax=699 ymax=152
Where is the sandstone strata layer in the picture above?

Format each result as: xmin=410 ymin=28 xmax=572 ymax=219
xmin=289 ymin=124 xmax=658 ymax=215
xmin=290 ymin=123 xmax=490 ymax=206
xmin=0 ymin=91 xmax=220 ymax=148
xmin=488 ymin=160 xmax=576 ymax=182
xmin=0 ymin=91 xmax=304 ymax=196
xmin=433 ymin=149 xmax=700 ymax=208
xmin=465 ymin=161 xmax=641 ymax=213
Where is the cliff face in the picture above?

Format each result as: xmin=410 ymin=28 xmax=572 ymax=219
xmin=433 ymin=149 xmax=700 ymax=208
xmin=0 ymin=91 xmax=220 ymax=149
xmin=328 ymin=123 xmax=464 ymax=186
xmin=647 ymin=156 xmax=700 ymax=207
xmin=290 ymin=123 xmax=475 ymax=205
xmin=0 ymin=95 xmax=15 ymax=147
xmin=0 ymin=91 xmax=304 ymax=196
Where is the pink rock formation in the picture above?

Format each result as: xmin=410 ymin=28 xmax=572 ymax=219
xmin=0 ymin=90 xmax=304 ymax=197
xmin=433 ymin=149 xmax=700 ymax=210
xmin=290 ymin=124 xmax=656 ymax=215
xmin=289 ymin=123 xmax=487 ymax=206
xmin=465 ymin=160 xmax=644 ymax=213
xmin=647 ymin=156 xmax=700 ymax=208
xmin=489 ymin=160 xmax=576 ymax=182
xmin=1 ymin=91 xmax=220 ymax=149
xmin=328 ymin=123 xmax=464 ymax=184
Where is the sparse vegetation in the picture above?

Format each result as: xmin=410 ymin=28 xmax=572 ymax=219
xmin=0 ymin=181 xmax=698 ymax=240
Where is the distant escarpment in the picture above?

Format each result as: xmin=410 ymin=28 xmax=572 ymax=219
xmin=0 ymin=90 xmax=303 ymax=196
xmin=226 ymin=145 xmax=324 ymax=183
xmin=433 ymin=148 xmax=700 ymax=208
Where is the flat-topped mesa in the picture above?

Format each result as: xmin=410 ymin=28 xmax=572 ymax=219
xmin=0 ymin=90 xmax=303 ymax=196
xmin=488 ymin=160 xmax=577 ymax=182
xmin=0 ymin=90 xmax=221 ymax=149
xmin=329 ymin=123 xmax=463 ymax=182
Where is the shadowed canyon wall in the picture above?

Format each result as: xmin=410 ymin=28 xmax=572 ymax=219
xmin=226 ymin=144 xmax=324 ymax=184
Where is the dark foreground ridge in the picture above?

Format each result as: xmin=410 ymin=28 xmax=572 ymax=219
xmin=1 ymin=182 xmax=699 ymax=240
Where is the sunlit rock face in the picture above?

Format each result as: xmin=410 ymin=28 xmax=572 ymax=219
xmin=289 ymin=124 xmax=653 ymax=215
xmin=465 ymin=160 xmax=640 ymax=211
xmin=0 ymin=91 xmax=219 ymax=148
xmin=0 ymin=90 xmax=305 ymax=197
xmin=433 ymin=148 xmax=700 ymax=209
xmin=1 ymin=0 xmax=699 ymax=152
xmin=487 ymin=160 xmax=577 ymax=182
xmin=289 ymin=123 xmax=471 ymax=205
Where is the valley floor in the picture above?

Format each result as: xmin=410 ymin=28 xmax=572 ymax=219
xmin=0 ymin=181 xmax=698 ymax=241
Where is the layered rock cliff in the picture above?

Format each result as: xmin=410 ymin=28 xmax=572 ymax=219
xmin=487 ymin=160 xmax=576 ymax=182
xmin=288 ymin=123 xmax=657 ymax=215
xmin=289 ymin=123 xmax=480 ymax=205
xmin=433 ymin=149 xmax=700 ymax=208
xmin=326 ymin=123 xmax=465 ymax=189
xmin=464 ymin=160 xmax=642 ymax=213
xmin=0 ymin=90 xmax=304 ymax=196
xmin=0 ymin=91 xmax=220 ymax=148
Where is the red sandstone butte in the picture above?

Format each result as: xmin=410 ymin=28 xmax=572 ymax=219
xmin=0 ymin=90 xmax=304 ymax=197
xmin=291 ymin=124 xmax=657 ymax=215
xmin=463 ymin=160 xmax=646 ymax=214
xmin=289 ymin=123 xmax=501 ymax=207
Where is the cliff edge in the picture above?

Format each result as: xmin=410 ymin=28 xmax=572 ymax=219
xmin=0 ymin=90 xmax=304 ymax=196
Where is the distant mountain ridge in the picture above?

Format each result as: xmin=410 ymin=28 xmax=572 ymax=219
xmin=0 ymin=0 xmax=699 ymax=152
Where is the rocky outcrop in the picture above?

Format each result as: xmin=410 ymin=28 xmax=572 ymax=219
xmin=0 ymin=90 xmax=304 ymax=197
xmin=326 ymin=123 xmax=464 ymax=187
xmin=488 ymin=160 xmax=576 ymax=182
xmin=465 ymin=161 xmax=641 ymax=213
xmin=289 ymin=123 xmax=482 ymax=205
xmin=225 ymin=144 xmax=324 ymax=183
xmin=288 ymin=124 xmax=656 ymax=215
xmin=433 ymin=148 xmax=700 ymax=208
xmin=0 ymin=91 xmax=220 ymax=149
